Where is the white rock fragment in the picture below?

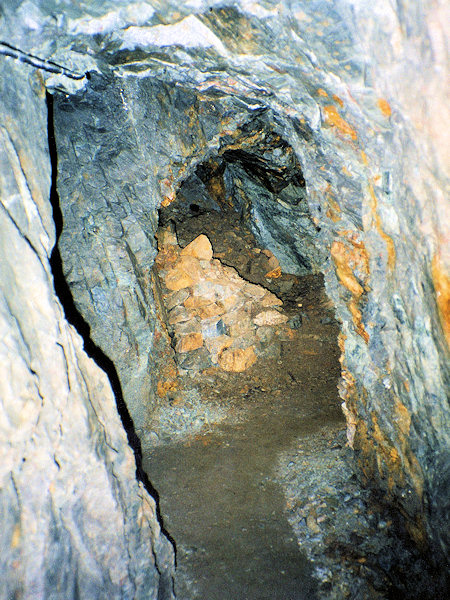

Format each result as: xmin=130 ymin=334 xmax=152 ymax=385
xmin=69 ymin=3 xmax=155 ymax=35
xmin=120 ymin=15 xmax=229 ymax=56
xmin=253 ymin=310 xmax=289 ymax=326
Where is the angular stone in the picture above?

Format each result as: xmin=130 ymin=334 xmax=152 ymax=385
xmin=253 ymin=310 xmax=289 ymax=326
xmin=180 ymin=234 xmax=213 ymax=260
xmin=174 ymin=319 xmax=199 ymax=336
xmin=242 ymin=282 xmax=266 ymax=300
xmin=164 ymin=265 xmax=194 ymax=291
xmin=218 ymin=346 xmax=257 ymax=372
xmin=256 ymin=326 xmax=276 ymax=344
xmin=157 ymin=225 xmax=178 ymax=248
xmin=176 ymin=347 xmax=212 ymax=372
xmin=201 ymin=318 xmax=227 ymax=339
xmin=175 ymin=332 xmax=203 ymax=353
xmin=165 ymin=288 xmax=190 ymax=311
xmin=260 ymin=293 xmax=283 ymax=307
xmin=221 ymin=294 xmax=245 ymax=312
xmin=228 ymin=314 xmax=254 ymax=337
xmin=193 ymin=280 xmax=232 ymax=302
xmin=179 ymin=255 xmax=204 ymax=282
xmin=197 ymin=302 xmax=225 ymax=319
xmin=221 ymin=307 xmax=250 ymax=327
xmin=168 ymin=305 xmax=190 ymax=326
xmin=184 ymin=294 xmax=212 ymax=310
xmin=205 ymin=335 xmax=233 ymax=363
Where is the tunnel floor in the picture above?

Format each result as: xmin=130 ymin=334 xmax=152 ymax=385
xmin=142 ymin=211 xmax=416 ymax=599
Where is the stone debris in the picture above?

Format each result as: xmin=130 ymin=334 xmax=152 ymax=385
xmin=154 ymin=227 xmax=294 ymax=373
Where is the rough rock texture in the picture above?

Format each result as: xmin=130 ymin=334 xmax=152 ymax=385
xmin=0 ymin=58 xmax=174 ymax=600
xmin=1 ymin=0 xmax=449 ymax=591
xmin=154 ymin=230 xmax=290 ymax=373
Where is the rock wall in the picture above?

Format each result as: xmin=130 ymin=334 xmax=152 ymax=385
xmin=0 ymin=60 xmax=174 ymax=599
xmin=1 ymin=0 xmax=448 ymax=586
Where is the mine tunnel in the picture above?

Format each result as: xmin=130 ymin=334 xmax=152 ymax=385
xmin=142 ymin=137 xmax=345 ymax=599
xmin=47 ymin=77 xmax=444 ymax=599
xmin=1 ymin=3 xmax=449 ymax=600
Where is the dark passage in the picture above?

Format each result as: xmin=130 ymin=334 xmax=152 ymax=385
xmin=144 ymin=195 xmax=344 ymax=598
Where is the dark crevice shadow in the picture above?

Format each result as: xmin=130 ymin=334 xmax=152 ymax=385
xmin=45 ymin=92 xmax=177 ymax=558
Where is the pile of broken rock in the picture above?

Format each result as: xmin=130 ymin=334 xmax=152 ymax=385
xmin=154 ymin=227 xmax=296 ymax=374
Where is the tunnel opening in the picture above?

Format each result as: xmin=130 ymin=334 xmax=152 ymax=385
xmin=145 ymin=123 xmax=342 ymax=445
xmin=143 ymin=131 xmax=352 ymax=599
xmin=142 ymin=125 xmax=435 ymax=599
xmin=48 ymin=80 xmax=440 ymax=599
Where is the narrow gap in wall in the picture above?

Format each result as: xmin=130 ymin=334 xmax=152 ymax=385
xmin=45 ymin=91 xmax=176 ymax=553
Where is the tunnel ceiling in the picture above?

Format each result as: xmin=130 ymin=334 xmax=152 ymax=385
xmin=161 ymin=117 xmax=319 ymax=275
xmin=1 ymin=0 xmax=448 ymax=588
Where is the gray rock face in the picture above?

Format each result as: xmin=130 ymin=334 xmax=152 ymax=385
xmin=1 ymin=0 xmax=449 ymax=592
xmin=0 ymin=60 xmax=174 ymax=599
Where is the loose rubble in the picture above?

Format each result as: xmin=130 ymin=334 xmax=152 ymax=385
xmin=154 ymin=225 xmax=294 ymax=374
xmin=277 ymin=427 xmax=442 ymax=600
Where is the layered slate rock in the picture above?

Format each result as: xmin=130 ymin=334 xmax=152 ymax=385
xmin=0 ymin=61 xmax=174 ymax=599
xmin=0 ymin=0 xmax=448 ymax=589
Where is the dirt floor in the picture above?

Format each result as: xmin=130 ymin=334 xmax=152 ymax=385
xmin=143 ymin=209 xmax=431 ymax=600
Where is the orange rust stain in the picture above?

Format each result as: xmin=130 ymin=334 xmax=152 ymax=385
xmin=394 ymin=399 xmax=411 ymax=436
xmin=157 ymin=378 xmax=178 ymax=398
xmin=342 ymin=165 xmax=352 ymax=176
xmin=390 ymin=447 xmax=400 ymax=464
xmin=377 ymin=98 xmax=392 ymax=117
xmin=333 ymin=94 xmax=344 ymax=108
xmin=431 ymin=252 xmax=450 ymax=347
xmin=360 ymin=151 xmax=368 ymax=166
xmin=338 ymin=332 xmax=347 ymax=355
xmin=326 ymin=208 xmax=340 ymax=222
xmin=330 ymin=241 xmax=366 ymax=298
xmin=331 ymin=239 xmax=370 ymax=342
xmin=368 ymin=184 xmax=396 ymax=270
xmin=317 ymin=88 xmax=328 ymax=97
xmin=368 ymin=409 xmax=424 ymax=511
xmin=265 ymin=266 xmax=282 ymax=279
xmin=323 ymin=105 xmax=357 ymax=140
xmin=348 ymin=300 xmax=370 ymax=342
xmin=326 ymin=195 xmax=342 ymax=222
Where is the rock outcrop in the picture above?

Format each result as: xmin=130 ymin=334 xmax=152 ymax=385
xmin=0 ymin=60 xmax=174 ymax=600
xmin=0 ymin=0 xmax=448 ymax=593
